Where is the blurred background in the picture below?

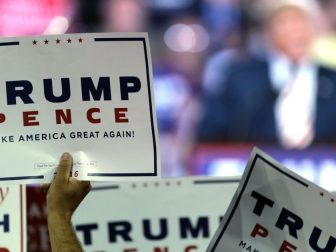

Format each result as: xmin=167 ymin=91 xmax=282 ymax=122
xmin=3 ymin=0 xmax=336 ymax=250
xmin=2 ymin=0 xmax=336 ymax=190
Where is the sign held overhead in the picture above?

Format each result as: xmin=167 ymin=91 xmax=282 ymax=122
xmin=207 ymin=147 xmax=336 ymax=252
xmin=0 ymin=33 xmax=160 ymax=184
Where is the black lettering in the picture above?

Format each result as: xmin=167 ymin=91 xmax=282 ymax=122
xmin=120 ymin=76 xmax=141 ymax=100
xmin=108 ymin=221 xmax=132 ymax=242
xmin=143 ymin=219 xmax=168 ymax=240
xmin=251 ymin=191 xmax=274 ymax=216
xmin=239 ymin=241 xmax=247 ymax=248
xmin=75 ymin=223 xmax=98 ymax=245
xmin=275 ymin=208 xmax=303 ymax=239
xmin=309 ymin=227 xmax=336 ymax=252
xmin=180 ymin=217 xmax=209 ymax=239
xmin=44 ymin=78 xmax=71 ymax=103
xmin=81 ymin=77 xmax=111 ymax=101
xmin=0 ymin=214 xmax=9 ymax=232
xmin=6 ymin=80 xmax=34 ymax=105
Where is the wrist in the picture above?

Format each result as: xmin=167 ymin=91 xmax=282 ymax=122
xmin=48 ymin=210 xmax=73 ymax=224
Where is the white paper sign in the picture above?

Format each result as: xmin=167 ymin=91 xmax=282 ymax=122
xmin=72 ymin=176 xmax=239 ymax=252
xmin=207 ymin=147 xmax=336 ymax=252
xmin=0 ymin=185 xmax=26 ymax=252
xmin=0 ymin=33 xmax=160 ymax=184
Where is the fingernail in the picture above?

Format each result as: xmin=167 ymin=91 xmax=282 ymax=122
xmin=61 ymin=152 xmax=70 ymax=160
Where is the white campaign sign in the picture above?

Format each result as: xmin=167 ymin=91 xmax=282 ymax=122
xmin=0 ymin=33 xmax=160 ymax=184
xmin=72 ymin=176 xmax=239 ymax=252
xmin=0 ymin=185 xmax=26 ymax=252
xmin=207 ymin=148 xmax=336 ymax=252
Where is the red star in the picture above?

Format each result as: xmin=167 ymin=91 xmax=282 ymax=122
xmin=32 ymin=40 xmax=37 ymax=45
xmin=44 ymin=40 xmax=49 ymax=45
xmin=67 ymin=38 xmax=72 ymax=43
xmin=0 ymin=114 xmax=5 ymax=123
xmin=78 ymin=38 xmax=83 ymax=43
xmin=56 ymin=38 xmax=60 ymax=44
xmin=320 ymin=192 xmax=324 ymax=196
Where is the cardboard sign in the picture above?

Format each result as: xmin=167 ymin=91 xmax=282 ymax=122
xmin=72 ymin=176 xmax=239 ymax=252
xmin=0 ymin=185 xmax=26 ymax=252
xmin=0 ymin=33 xmax=160 ymax=184
xmin=207 ymin=148 xmax=336 ymax=252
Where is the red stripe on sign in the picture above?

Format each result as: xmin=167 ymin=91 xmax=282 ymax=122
xmin=0 ymin=248 xmax=9 ymax=252
xmin=20 ymin=185 xmax=23 ymax=252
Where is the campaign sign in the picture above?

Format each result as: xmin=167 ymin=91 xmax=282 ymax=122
xmin=72 ymin=176 xmax=239 ymax=252
xmin=0 ymin=33 xmax=160 ymax=183
xmin=207 ymin=148 xmax=336 ymax=252
xmin=0 ymin=185 xmax=26 ymax=252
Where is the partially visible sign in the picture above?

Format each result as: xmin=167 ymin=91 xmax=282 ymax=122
xmin=207 ymin=148 xmax=336 ymax=252
xmin=0 ymin=185 xmax=26 ymax=252
xmin=26 ymin=186 xmax=49 ymax=252
xmin=0 ymin=32 xmax=160 ymax=184
xmin=72 ymin=176 xmax=239 ymax=252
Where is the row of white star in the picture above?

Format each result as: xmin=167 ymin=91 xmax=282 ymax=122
xmin=32 ymin=38 xmax=83 ymax=45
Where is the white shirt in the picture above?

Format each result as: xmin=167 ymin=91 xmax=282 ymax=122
xmin=269 ymin=52 xmax=318 ymax=149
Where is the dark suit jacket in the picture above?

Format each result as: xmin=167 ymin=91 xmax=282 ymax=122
xmin=198 ymin=56 xmax=336 ymax=143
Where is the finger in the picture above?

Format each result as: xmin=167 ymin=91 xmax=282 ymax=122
xmin=55 ymin=152 xmax=73 ymax=184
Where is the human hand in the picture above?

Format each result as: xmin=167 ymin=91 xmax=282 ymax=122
xmin=46 ymin=152 xmax=91 ymax=222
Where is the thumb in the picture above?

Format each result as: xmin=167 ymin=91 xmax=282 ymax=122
xmin=55 ymin=152 xmax=72 ymax=184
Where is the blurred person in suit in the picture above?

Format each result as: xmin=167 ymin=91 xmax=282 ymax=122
xmin=198 ymin=0 xmax=336 ymax=149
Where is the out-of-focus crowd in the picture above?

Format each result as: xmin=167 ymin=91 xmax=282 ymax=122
xmin=1 ymin=0 xmax=336 ymax=176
